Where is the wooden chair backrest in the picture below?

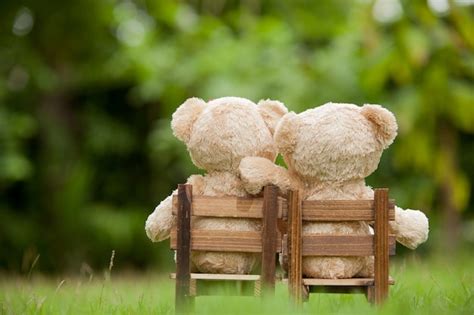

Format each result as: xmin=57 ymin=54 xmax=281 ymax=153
xmin=170 ymin=186 xmax=285 ymax=253
xmin=170 ymin=184 xmax=282 ymax=313
xmin=286 ymin=188 xmax=395 ymax=304
xmin=299 ymin=197 xmax=396 ymax=257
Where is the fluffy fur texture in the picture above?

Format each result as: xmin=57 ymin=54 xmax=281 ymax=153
xmin=240 ymin=102 xmax=429 ymax=278
xmin=145 ymin=96 xmax=287 ymax=274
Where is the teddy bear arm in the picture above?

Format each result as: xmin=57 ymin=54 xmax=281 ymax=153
xmin=144 ymin=175 xmax=205 ymax=242
xmin=364 ymin=187 xmax=428 ymax=249
xmin=239 ymin=156 xmax=294 ymax=195
xmin=185 ymin=174 xmax=205 ymax=194
xmin=145 ymin=191 xmax=176 ymax=242
xmin=271 ymin=166 xmax=297 ymax=195
xmin=390 ymin=206 xmax=429 ymax=249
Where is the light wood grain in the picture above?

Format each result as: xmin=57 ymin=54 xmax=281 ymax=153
xmin=302 ymin=199 xmax=395 ymax=221
xmin=302 ymin=235 xmax=396 ymax=256
xmin=373 ymin=188 xmax=390 ymax=304
xmin=287 ymin=190 xmax=303 ymax=305
xmin=172 ymin=195 xmax=286 ymax=218
xmin=170 ymin=273 xmax=261 ymax=281
xmin=170 ymin=229 xmax=282 ymax=253
xmin=302 ymin=277 xmax=395 ymax=286
xmin=261 ymin=185 xmax=279 ymax=294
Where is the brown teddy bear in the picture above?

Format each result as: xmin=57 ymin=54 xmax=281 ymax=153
xmin=239 ymin=102 xmax=429 ymax=278
xmin=145 ymin=96 xmax=287 ymax=274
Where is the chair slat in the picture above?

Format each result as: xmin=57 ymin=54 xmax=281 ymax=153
xmin=287 ymin=190 xmax=303 ymax=304
xmin=172 ymin=195 xmax=285 ymax=218
xmin=302 ymin=199 xmax=395 ymax=221
xmin=261 ymin=185 xmax=279 ymax=293
xmin=302 ymin=235 xmax=396 ymax=256
xmin=170 ymin=273 xmax=261 ymax=281
xmin=302 ymin=277 xmax=395 ymax=286
xmin=373 ymin=188 xmax=390 ymax=304
xmin=170 ymin=229 xmax=282 ymax=253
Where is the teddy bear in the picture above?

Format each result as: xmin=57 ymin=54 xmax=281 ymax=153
xmin=145 ymin=96 xmax=288 ymax=274
xmin=239 ymin=102 xmax=429 ymax=279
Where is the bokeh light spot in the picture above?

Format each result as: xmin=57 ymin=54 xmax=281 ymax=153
xmin=12 ymin=7 xmax=34 ymax=36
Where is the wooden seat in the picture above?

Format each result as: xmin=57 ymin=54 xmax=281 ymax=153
xmin=170 ymin=184 xmax=283 ymax=313
xmin=283 ymin=277 xmax=394 ymax=286
xmin=170 ymin=273 xmax=261 ymax=281
xmin=285 ymin=188 xmax=396 ymax=305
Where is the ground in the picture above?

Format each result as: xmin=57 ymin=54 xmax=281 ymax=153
xmin=1 ymin=254 xmax=472 ymax=315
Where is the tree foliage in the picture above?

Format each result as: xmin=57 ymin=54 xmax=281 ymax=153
xmin=0 ymin=0 xmax=473 ymax=272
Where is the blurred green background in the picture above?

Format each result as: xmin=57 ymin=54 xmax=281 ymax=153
xmin=0 ymin=0 xmax=472 ymax=275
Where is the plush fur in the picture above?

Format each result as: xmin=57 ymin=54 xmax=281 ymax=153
xmin=239 ymin=102 xmax=429 ymax=278
xmin=145 ymin=96 xmax=287 ymax=274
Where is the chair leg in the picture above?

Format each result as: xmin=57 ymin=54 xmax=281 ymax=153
xmin=374 ymin=189 xmax=390 ymax=305
xmin=287 ymin=190 xmax=303 ymax=305
xmin=261 ymin=185 xmax=279 ymax=296
xmin=366 ymin=286 xmax=375 ymax=304
xmin=175 ymin=184 xmax=194 ymax=314
xmin=302 ymin=285 xmax=309 ymax=302
xmin=254 ymin=280 xmax=261 ymax=297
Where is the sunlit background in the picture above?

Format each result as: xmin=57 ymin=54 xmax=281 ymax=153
xmin=0 ymin=0 xmax=473 ymax=276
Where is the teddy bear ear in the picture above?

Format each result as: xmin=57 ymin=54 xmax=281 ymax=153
xmin=274 ymin=112 xmax=298 ymax=156
xmin=257 ymin=99 xmax=289 ymax=135
xmin=171 ymin=97 xmax=207 ymax=143
xmin=360 ymin=104 xmax=398 ymax=148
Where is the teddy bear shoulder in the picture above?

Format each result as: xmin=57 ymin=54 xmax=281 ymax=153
xmin=186 ymin=172 xmax=247 ymax=197
xmin=304 ymin=180 xmax=374 ymax=200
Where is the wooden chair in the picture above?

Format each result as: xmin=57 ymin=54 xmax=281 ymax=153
xmin=285 ymin=188 xmax=396 ymax=305
xmin=170 ymin=184 xmax=284 ymax=313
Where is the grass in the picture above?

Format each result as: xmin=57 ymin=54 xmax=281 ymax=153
xmin=0 ymin=254 xmax=472 ymax=315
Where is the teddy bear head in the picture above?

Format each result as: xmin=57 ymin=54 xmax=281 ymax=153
xmin=274 ymin=102 xmax=398 ymax=182
xmin=172 ymin=96 xmax=287 ymax=173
